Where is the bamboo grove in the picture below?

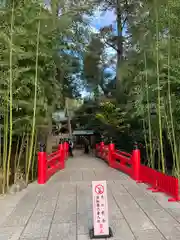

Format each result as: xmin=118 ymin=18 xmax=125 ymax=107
xmin=124 ymin=0 xmax=180 ymax=177
xmin=0 ymin=0 xmax=92 ymax=193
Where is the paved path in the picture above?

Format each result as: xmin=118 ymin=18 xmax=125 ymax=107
xmin=1 ymin=151 xmax=180 ymax=240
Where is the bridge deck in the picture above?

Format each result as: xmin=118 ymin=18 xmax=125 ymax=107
xmin=0 ymin=151 xmax=180 ymax=240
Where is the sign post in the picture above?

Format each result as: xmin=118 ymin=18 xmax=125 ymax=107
xmin=89 ymin=180 xmax=113 ymax=239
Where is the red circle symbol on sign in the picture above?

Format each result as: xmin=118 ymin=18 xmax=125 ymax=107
xmin=95 ymin=184 xmax=104 ymax=194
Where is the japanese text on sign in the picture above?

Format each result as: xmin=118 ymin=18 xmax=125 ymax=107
xmin=92 ymin=181 xmax=109 ymax=236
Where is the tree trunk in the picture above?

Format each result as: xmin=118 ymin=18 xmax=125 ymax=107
xmin=115 ymin=0 xmax=123 ymax=96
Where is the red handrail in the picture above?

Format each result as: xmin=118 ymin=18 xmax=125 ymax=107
xmin=114 ymin=152 xmax=132 ymax=165
xmin=96 ymin=141 xmax=180 ymax=202
xmin=38 ymin=143 xmax=68 ymax=184
xmin=115 ymin=150 xmax=132 ymax=158
xmin=113 ymin=152 xmax=133 ymax=176
xmin=47 ymin=151 xmax=59 ymax=159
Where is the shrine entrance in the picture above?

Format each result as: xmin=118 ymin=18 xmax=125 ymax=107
xmin=72 ymin=129 xmax=95 ymax=149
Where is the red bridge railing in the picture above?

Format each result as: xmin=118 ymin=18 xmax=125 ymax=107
xmin=96 ymin=141 xmax=180 ymax=202
xmin=113 ymin=150 xmax=133 ymax=176
xmin=38 ymin=142 xmax=69 ymax=184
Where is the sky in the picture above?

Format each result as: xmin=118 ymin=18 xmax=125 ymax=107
xmin=90 ymin=9 xmax=116 ymax=30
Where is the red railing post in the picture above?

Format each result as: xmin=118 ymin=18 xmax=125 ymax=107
xmin=131 ymin=142 xmax=141 ymax=181
xmin=168 ymin=178 xmax=180 ymax=202
xmin=108 ymin=142 xmax=115 ymax=168
xmin=59 ymin=143 xmax=65 ymax=169
xmin=100 ymin=141 xmax=104 ymax=158
xmin=38 ymin=146 xmax=47 ymax=184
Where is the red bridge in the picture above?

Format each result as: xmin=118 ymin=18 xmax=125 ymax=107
xmin=38 ymin=140 xmax=180 ymax=202
xmin=0 ymin=141 xmax=180 ymax=239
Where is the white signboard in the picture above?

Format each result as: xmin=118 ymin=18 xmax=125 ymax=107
xmin=92 ymin=180 xmax=109 ymax=236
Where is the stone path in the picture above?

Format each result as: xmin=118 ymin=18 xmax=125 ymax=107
xmin=1 ymin=151 xmax=180 ymax=239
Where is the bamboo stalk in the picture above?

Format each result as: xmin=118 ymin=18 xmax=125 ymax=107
xmin=167 ymin=3 xmax=179 ymax=175
xmin=31 ymin=131 xmax=37 ymax=181
xmin=16 ymin=133 xmax=25 ymax=172
xmin=26 ymin=11 xmax=41 ymax=184
xmin=14 ymin=136 xmax=20 ymax=183
xmin=2 ymin=98 xmax=8 ymax=194
xmin=6 ymin=0 xmax=15 ymax=189
xmin=144 ymin=52 xmax=154 ymax=168
xmin=25 ymin=134 xmax=29 ymax=176
xmin=154 ymin=0 xmax=165 ymax=173
xmin=142 ymin=118 xmax=150 ymax=166
xmin=163 ymin=103 xmax=175 ymax=164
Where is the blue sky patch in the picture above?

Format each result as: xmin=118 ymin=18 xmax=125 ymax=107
xmin=90 ymin=10 xmax=116 ymax=30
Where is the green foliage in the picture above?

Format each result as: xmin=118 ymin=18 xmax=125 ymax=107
xmin=0 ymin=0 xmax=94 ymax=192
xmin=78 ymin=0 xmax=180 ymax=176
xmin=83 ymin=36 xmax=104 ymax=86
xmin=96 ymin=101 xmax=128 ymax=131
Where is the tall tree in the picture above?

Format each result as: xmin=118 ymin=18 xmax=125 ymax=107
xmin=97 ymin=0 xmax=141 ymax=96
xmin=83 ymin=33 xmax=114 ymax=98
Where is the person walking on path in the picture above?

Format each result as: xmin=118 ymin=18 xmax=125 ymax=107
xmin=83 ymin=137 xmax=89 ymax=154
